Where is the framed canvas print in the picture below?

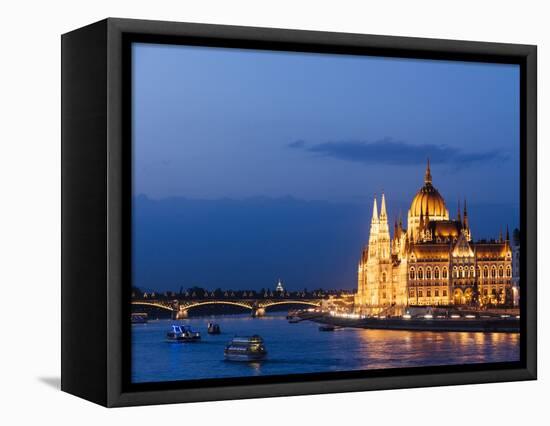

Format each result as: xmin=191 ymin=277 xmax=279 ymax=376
xmin=61 ymin=18 xmax=537 ymax=407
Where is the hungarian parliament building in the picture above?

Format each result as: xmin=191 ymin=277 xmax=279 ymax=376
xmin=355 ymin=161 xmax=515 ymax=314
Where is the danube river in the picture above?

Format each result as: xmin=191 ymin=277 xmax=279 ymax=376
xmin=131 ymin=313 xmax=519 ymax=383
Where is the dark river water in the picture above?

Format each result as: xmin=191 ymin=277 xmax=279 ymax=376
xmin=131 ymin=313 xmax=520 ymax=383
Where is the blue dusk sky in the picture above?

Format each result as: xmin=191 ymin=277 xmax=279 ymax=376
xmin=132 ymin=42 xmax=520 ymax=292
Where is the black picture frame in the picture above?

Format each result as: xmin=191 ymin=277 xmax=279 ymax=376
xmin=61 ymin=17 xmax=537 ymax=407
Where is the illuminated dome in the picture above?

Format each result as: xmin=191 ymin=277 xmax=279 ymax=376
xmin=409 ymin=160 xmax=449 ymax=219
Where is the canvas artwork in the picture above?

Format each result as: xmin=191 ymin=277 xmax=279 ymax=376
xmin=129 ymin=43 xmax=520 ymax=384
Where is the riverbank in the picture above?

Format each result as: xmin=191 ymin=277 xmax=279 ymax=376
xmin=299 ymin=312 xmax=520 ymax=333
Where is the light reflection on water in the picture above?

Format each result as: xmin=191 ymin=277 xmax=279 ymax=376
xmin=131 ymin=313 xmax=520 ymax=383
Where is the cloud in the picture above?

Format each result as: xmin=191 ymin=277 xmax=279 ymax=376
xmin=288 ymin=138 xmax=506 ymax=168
xmin=287 ymin=139 xmax=306 ymax=149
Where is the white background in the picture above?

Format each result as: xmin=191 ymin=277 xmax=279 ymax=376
xmin=0 ymin=0 xmax=547 ymax=424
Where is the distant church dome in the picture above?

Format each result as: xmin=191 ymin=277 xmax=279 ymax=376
xmin=409 ymin=160 xmax=449 ymax=219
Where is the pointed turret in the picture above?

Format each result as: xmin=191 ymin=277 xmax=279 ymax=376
xmin=457 ymin=200 xmax=462 ymax=224
xmin=380 ymin=193 xmax=387 ymax=219
xmin=499 ymin=228 xmax=503 ymax=243
xmin=377 ymin=194 xmax=390 ymax=259
xmin=424 ymin=158 xmax=432 ymax=184
xmin=371 ymin=196 xmax=378 ymax=223
xmin=392 ymin=218 xmax=400 ymax=255
xmin=368 ymin=196 xmax=380 ymax=251
xmin=395 ymin=218 xmax=403 ymax=238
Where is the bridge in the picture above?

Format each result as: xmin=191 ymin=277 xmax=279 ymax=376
xmin=131 ymin=297 xmax=323 ymax=318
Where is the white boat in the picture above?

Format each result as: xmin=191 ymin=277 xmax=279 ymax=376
xmin=224 ymin=335 xmax=267 ymax=361
xmin=131 ymin=313 xmax=148 ymax=324
xmin=166 ymin=324 xmax=201 ymax=342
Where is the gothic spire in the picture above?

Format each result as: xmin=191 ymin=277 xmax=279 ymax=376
xmin=371 ymin=196 xmax=378 ymax=223
xmin=457 ymin=199 xmax=462 ymax=224
xmin=463 ymin=198 xmax=469 ymax=228
xmin=380 ymin=193 xmax=387 ymax=219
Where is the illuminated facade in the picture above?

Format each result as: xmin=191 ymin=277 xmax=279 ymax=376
xmin=355 ymin=161 xmax=514 ymax=314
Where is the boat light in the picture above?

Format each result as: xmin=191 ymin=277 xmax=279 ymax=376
xmin=450 ymin=314 xmax=461 ymax=319
xmin=403 ymin=314 xmax=412 ymax=319
xmin=424 ymin=314 xmax=433 ymax=319
xmin=465 ymin=314 xmax=476 ymax=319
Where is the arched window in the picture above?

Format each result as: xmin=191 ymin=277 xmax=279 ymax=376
xmin=418 ymin=268 xmax=424 ymax=279
xmin=506 ymin=266 xmax=511 ymax=277
xmin=434 ymin=267 xmax=440 ymax=279
xmin=409 ymin=268 xmax=415 ymax=280
xmin=491 ymin=266 xmax=497 ymax=278
xmin=476 ymin=266 xmax=481 ymax=278
xmin=483 ymin=266 xmax=489 ymax=278
xmin=442 ymin=267 xmax=448 ymax=279
xmin=382 ymin=272 xmax=387 ymax=282
xmin=452 ymin=267 xmax=458 ymax=278
xmin=498 ymin=266 xmax=504 ymax=277
xmin=426 ymin=268 xmax=432 ymax=279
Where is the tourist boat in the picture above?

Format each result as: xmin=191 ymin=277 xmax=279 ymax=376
xmin=318 ymin=324 xmax=336 ymax=332
xmin=224 ymin=335 xmax=267 ymax=361
xmin=131 ymin=313 xmax=148 ymax=324
xmin=166 ymin=325 xmax=201 ymax=342
xmin=207 ymin=322 xmax=221 ymax=334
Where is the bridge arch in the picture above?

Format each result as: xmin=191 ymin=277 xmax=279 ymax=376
xmin=181 ymin=301 xmax=253 ymax=311
xmin=261 ymin=300 xmax=321 ymax=309
xmin=131 ymin=301 xmax=174 ymax=312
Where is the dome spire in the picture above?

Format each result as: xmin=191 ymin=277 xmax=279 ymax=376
xmin=424 ymin=158 xmax=432 ymax=184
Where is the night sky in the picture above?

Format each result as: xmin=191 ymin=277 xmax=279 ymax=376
xmin=132 ymin=42 xmax=520 ymax=292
